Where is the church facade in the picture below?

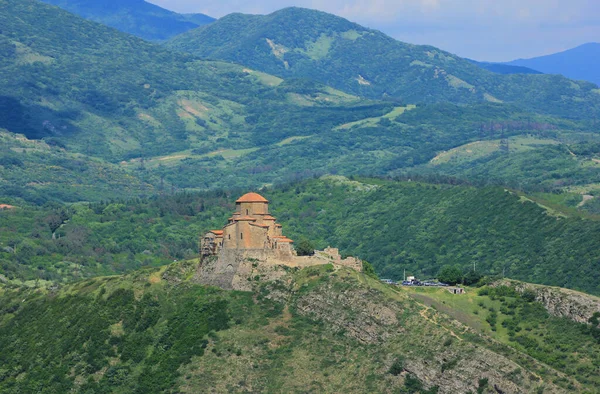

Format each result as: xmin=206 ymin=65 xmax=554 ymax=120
xmin=197 ymin=192 xmax=362 ymax=290
xmin=201 ymin=192 xmax=295 ymax=257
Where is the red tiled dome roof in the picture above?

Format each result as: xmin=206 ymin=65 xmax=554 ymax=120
xmin=236 ymin=192 xmax=268 ymax=203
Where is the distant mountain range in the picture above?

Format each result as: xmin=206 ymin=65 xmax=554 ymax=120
xmin=39 ymin=0 xmax=215 ymax=41
xmin=467 ymin=60 xmax=542 ymax=75
xmin=166 ymin=7 xmax=600 ymax=119
xmin=504 ymin=43 xmax=600 ymax=86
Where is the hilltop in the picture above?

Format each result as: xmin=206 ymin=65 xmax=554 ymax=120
xmin=506 ymin=43 xmax=600 ymax=86
xmin=3 ymin=176 xmax=600 ymax=297
xmin=167 ymin=7 xmax=600 ymax=120
xmin=2 ymin=260 xmax=599 ymax=392
xmin=39 ymin=0 xmax=215 ymax=41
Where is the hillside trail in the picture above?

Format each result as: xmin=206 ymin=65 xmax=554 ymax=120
xmin=418 ymin=306 xmax=463 ymax=341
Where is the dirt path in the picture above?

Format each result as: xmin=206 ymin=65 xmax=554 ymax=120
xmin=578 ymin=194 xmax=594 ymax=207
xmin=417 ymin=307 xmax=463 ymax=340
xmin=407 ymin=293 xmax=478 ymax=339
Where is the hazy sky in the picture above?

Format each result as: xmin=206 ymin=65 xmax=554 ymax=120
xmin=148 ymin=0 xmax=600 ymax=61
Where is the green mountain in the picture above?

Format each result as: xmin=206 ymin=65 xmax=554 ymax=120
xmin=2 ymin=0 xmax=600 ymax=206
xmin=0 ymin=0 xmax=398 ymax=201
xmin=1 ymin=260 xmax=598 ymax=392
xmin=506 ymin=43 xmax=600 ymax=86
xmin=39 ymin=0 xmax=215 ymax=41
xmin=167 ymin=7 xmax=600 ymax=120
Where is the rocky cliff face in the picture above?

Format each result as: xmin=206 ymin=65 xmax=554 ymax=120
xmin=260 ymin=269 xmax=568 ymax=394
xmin=496 ymin=279 xmax=600 ymax=324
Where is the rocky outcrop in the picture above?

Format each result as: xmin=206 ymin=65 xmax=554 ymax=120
xmin=495 ymin=279 xmax=600 ymax=324
xmin=196 ymin=247 xmax=363 ymax=291
xmin=264 ymin=273 xmax=568 ymax=393
xmin=295 ymin=285 xmax=400 ymax=344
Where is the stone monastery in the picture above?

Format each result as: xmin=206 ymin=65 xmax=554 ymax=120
xmin=201 ymin=192 xmax=295 ymax=258
xmin=198 ymin=192 xmax=362 ymax=290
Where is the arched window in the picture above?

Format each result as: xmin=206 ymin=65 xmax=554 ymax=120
xmin=246 ymin=209 xmax=249 ymax=215
xmin=240 ymin=233 xmax=243 ymax=239
xmin=228 ymin=234 xmax=231 ymax=240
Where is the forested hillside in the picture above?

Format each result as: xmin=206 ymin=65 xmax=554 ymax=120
xmin=3 ymin=1 xmax=600 ymax=205
xmin=0 ymin=129 xmax=157 ymax=203
xmin=1 ymin=261 xmax=595 ymax=393
xmin=167 ymin=7 xmax=600 ymax=119
xmin=39 ymin=0 xmax=214 ymax=41
xmin=0 ymin=0 xmax=396 ymax=202
xmin=3 ymin=177 xmax=600 ymax=296
xmin=0 ymin=0 xmax=386 ymax=161
xmin=268 ymin=177 xmax=600 ymax=295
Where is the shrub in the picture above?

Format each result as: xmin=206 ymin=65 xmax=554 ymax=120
xmin=389 ymin=356 xmax=405 ymax=376
xmin=362 ymin=261 xmax=378 ymax=279
xmin=295 ymin=239 xmax=315 ymax=256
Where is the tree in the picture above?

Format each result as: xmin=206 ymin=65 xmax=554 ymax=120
xmin=463 ymin=270 xmax=483 ymax=286
xmin=438 ymin=265 xmax=463 ymax=285
xmin=45 ymin=214 xmax=64 ymax=240
xmin=362 ymin=261 xmax=378 ymax=279
xmin=295 ymin=239 xmax=315 ymax=256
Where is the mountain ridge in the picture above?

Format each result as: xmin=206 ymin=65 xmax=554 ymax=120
xmin=167 ymin=7 xmax=600 ymax=120
xmin=505 ymin=43 xmax=600 ymax=86
xmin=39 ymin=0 xmax=215 ymax=41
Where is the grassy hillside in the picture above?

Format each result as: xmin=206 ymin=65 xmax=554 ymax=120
xmin=39 ymin=0 xmax=214 ymax=41
xmin=410 ymin=133 xmax=600 ymax=194
xmin=3 ymin=177 xmax=600 ymax=297
xmin=2 ymin=262 xmax=595 ymax=392
xmin=167 ymin=7 xmax=600 ymax=120
xmin=0 ymin=0 xmax=391 ymax=161
xmin=0 ymin=129 xmax=158 ymax=203
xmin=141 ymin=102 xmax=599 ymax=195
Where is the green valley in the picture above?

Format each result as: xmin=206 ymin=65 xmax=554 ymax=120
xmin=2 ymin=1 xmax=600 ymax=393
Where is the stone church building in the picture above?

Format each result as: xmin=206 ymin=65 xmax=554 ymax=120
xmin=198 ymin=192 xmax=362 ymax=290
xmin=201 ymin=192 xmax=295 ymax=258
